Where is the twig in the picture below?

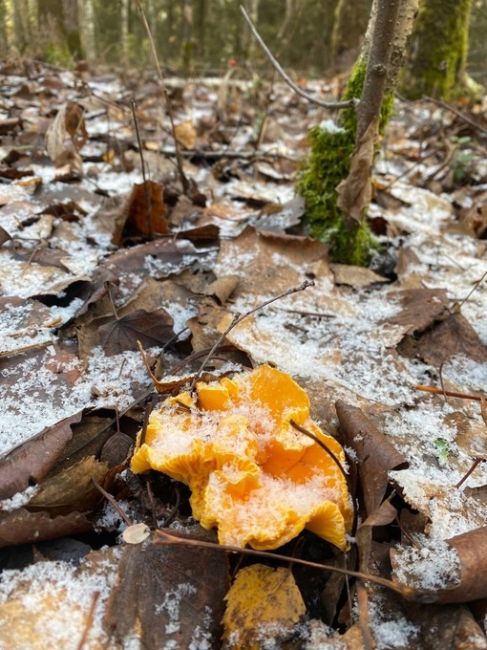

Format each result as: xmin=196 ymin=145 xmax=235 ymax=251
xmin=425 ymin=96 xmax=487 ymax=137
xmin=76 ymin=591 xmax=100 ymax=650
xmin=239 ymin=6 xmax=358 ymax=110
xmin=415 ymin=385 xmax=485 ymax=402
xmin=155 ymin=528 xmax=412 ymax=598
xmin=290 ymin=418 xmax=358 ymax=540
xmin=134 ymin=0 xmax=191 ymax=194
xmin=189 ymin=279 xmax=315 ymax=390
xmin=290 ymin=419 xmax=348 ymax=481
xmin=457 ymin=269 xmax=487 ymax=310
xmin=130 ymin=99 xmax=153 ymax=238
xmin=455 ymin=457 xmax=483 ymax=490
xmin=92 ymin=479 xmax=132 ymax=527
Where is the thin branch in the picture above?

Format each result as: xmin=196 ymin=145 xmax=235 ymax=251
xmin=134 ymin=0 xmax=191 ymax=194
xmin=155 ymin=528 xmax=413 ymax=598
xmin=457 ymin=269 xmax=487 ymax=310
xmin=76 ymin=591 xmax=100 ymax=650
xmin=239 ymin=6 xmax=358 ymax=110
xmin=190 ymin=280 xmax=315 ymax=390
xmin=415 ymin=385 xmax=485 ymax=402
xmin=92 ymin=479 xmax=132 ymax=527
xmin=130 ymin=99 xmax=153 ymax=238
xmin=455 ymin=457 xmax=483 ymax=490
xmin=425 ymin=96 xmax=487 ymax=137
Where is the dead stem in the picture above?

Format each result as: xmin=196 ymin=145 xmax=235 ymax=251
xmin=415 ymin=385 xmax=485 ymax=401
xmin=154 ymin=528 xmax=413 ymax=599
xmin=134 ymin=0 xmax=190 ymax=195
xmin=92 ymin=479 xmax=132 ymax=527
xmin=189 ymin=279 xmax=315 ymax=391
xmin=239 ymin=6 xmax=357 ymax=110
xmin=76 ymin=591 xmax=100 ymax=650
xmin=130 ymin=99 xmax=153 ymax=238
xmin=455 ymin=457 xmax=483 ymax=490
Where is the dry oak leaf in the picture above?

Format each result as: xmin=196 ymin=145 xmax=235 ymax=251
xmin=222 ymin=564 xmax=306 ymax=650
xmin=121 ymin=180 xmax=169 ymax=240
xmin=131 ymin=365 xmax=353 ymax=550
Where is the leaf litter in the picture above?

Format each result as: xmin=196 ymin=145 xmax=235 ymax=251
xmin=0 ymin=59 xmax=486 ymax=648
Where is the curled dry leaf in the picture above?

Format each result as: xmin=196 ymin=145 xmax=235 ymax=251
xmin=122 ymin=180 xmax=169 ymax=239
xmin=28 ymin=456 xmax=108 ymax=514
xmin=336 ymin=118 xmax=378 ymax=224
xmin=0 ymin=509 xmax=92 ymax=548
xmin=222 ymin=564 xmax=306 ymax=650
xmin=335 ymin=401 xmax=407 ymax=516
xmin=0 ymin=412 xmax=82 ymax=500
xmin=45 ymin=101 xmax=87 ymax=170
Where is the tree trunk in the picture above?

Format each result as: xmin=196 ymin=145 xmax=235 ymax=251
xmin=181 ymin=0 xmax=193 ymax=75
xmin=331 ymin=0 xmax=371 ymax=72
xmin=121 ymin=0 xmax=129 ymax=67
xmin=78 ymin=0 xmax=96 ymax=63
xmin=401 ymin=0 xmax=479 ymax=99
xmin=298 ymin=0 xmax=418 ymax=265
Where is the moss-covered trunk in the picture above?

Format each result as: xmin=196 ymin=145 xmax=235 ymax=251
xmin=298 ymin=0 xmax=417 ymax=265
xmin=402 ymin=0 xmax=479 ymax=99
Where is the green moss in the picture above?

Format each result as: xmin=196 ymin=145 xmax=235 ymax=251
xmin=297 ymin=58 xmax=392 ymax=265
xmin=401 ymin=0 xmax=482 ymax=100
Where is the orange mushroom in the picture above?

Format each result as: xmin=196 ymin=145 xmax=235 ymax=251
xmin=131 ymin=365 xmax=352 ymax=550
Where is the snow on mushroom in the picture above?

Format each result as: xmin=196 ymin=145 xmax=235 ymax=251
xmin=131 ymin=365 xmax=353 ymax=550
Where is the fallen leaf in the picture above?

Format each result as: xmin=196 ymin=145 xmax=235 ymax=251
xmin=0 ymin=225 xmax=11 ymax=247
xmin=45 ymin=101 xmax=87 ymax=170
xmin=222 ymin=564 xmax=306 ymax=650
xmin=204 ymin=275 xmax=239 ymax=304
xmin=0 ymin=509 xmax=92 ymax=548
xmin=0 ymin=412 xmax=82 ymax=500
xmin=122 ymin=180 xmax=168 ymax=239
xmin=335 ymin=401 xmax=407 ymax=516
xmin=331 ymin=263 xmax=388 ymax=288
xmin=383 ymin=288 xmax=449 ymax=334
xmin=106 ymin=536 xmax=229 ymax=649
xmin=175 ymin=120 xmax=197 ymax=149
xmin=29 ymin=456 xmax=108 ymax=514
xmin=98 ymin=308 xmax=174 ymax=356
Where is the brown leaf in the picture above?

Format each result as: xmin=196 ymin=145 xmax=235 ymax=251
xmin=45 ymin=101 xmax=87 ymax=168
xmin=29 ymin=456 xmax=108 ymax=514
xmin=98 ymin=308 xmax=174 ymax=356
xmin=123 ymin=181 xmax=169 ymax=239
xmin=414 ymin=312 xmax=487 ymax=367
xmin=361 ymin=499 xmax=398 ymax=528
xmin=335 ymin=401 xmax=407 ymax=516
xmin=174 ymin=120 xmax=197 ymax=149
xmin=331 ymin=263 xmax=388 ymax=288
xmin=0 ymin=509 xmax=91 ymax=548
xmin=204 ymin=275 xmax=239 ymax=304
xmin=336 ymin=118 xmax=379 ymax=224
xmin=0 ymin=225 xmax=11 ymax=247
xmin=383 ymin=288 xmax=449 ymax=334
xmin=106 ymin=536 xmax=229 ymax=649
xmin=0 ymin=412 xmax=82 ymax=500
xmin=437 ymin=527 xmax=487 ymax=604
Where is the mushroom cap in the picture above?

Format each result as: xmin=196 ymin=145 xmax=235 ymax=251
xmin=131 ymin=365 xmax=352 ymax=550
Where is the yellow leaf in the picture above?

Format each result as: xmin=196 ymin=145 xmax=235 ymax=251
xmin=222 ymin=564 xmax=306 ymax=650
xmin=175 ymin=120 xmax=197 ymax=149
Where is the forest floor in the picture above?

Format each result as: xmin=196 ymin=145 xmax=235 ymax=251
xmin=0 ymin=58 xmax=487 ymax=649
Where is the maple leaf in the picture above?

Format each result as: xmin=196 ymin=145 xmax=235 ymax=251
xmin=98 ymin=308 xmax=174 ymax=355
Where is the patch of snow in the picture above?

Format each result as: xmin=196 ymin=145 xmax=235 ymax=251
xmin=392 ymin=534 xmax=460 ymax=591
